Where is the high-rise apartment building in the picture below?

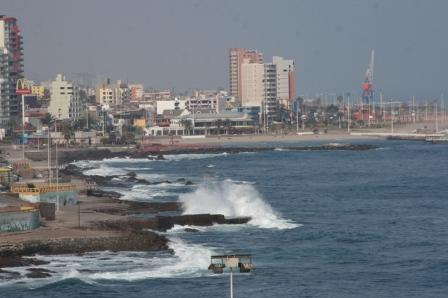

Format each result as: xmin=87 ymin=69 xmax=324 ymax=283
xmin=240 ymin=56 xmax=295 ymax=124
xmin=48 ymin=74 xmax=83 ymax=120
xmin=96 ymin=80 xmax=129 ymax=106
xmin=0 ymin=15 xmax=24 ymax=126
xmin=272 ymin=56 xmax=295 ymax=108
xmin=229 ymin=48 xmax=262 ymax=104
xmin=241 ymin=62 xmax=264 ymax=107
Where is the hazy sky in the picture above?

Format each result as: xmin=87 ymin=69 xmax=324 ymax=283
xmin=2 ymin=0 xmax=448 ymax=100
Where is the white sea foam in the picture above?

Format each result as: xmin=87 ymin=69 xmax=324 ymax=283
xmin=82 ymin=164 xmax=128 ymax=176
xmin=162 ymin=153 xmax=228 ymax=161
xmin=167 ymin=223 xmax=245 ymax=234
xmin=117 ymin=184 xmax=170 ymax=201
xmin=124 ymin=167 xmax=153 ymax=171
xmin=136 ymin=172 xmax=169 ymax=181
xmin=88 ymin=238 xmax=213 ymax=280
xmin=224 ymin=178 xmax=256 ymax=185
xmin=179 ymin=180 xmax=300 ymax=230
xmin=0 ymin=238 xmax=214 ymax=286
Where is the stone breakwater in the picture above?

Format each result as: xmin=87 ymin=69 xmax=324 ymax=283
xmin=0 ymin=232 xmax=168 ymax=258
xmin=95 ymin=214 xmax=251 ymax=232
xmin=26 ymin=143 xmax=378 ymax=164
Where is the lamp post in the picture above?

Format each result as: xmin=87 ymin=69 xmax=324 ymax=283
xmin=208 ymin=254 xmax=253 ymax=298
xmin=347 ymin=94 xmax=351 ymax=133
xmin=56 ymin=109 xmax=61 ymax=212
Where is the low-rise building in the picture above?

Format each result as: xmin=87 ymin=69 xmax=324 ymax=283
xmin=156 ymin=98 xmax=187 ymax=115
xmin=143 ymin=89 xmax=172 ymax=101
xmin=31 ymin=85 xmax=45 ymax=99
xmin=146 ymin=111 xmax=255 ymax=136
xmin=129 ymin=84 xmax=144 ymax=101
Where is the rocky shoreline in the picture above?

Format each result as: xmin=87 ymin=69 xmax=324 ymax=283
xmin=26 ymin=143 xmax=378 ymax=164
xmin=0 ymin=192 xmax=250 ymax=280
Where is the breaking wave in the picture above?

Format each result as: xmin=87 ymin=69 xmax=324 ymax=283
xmin=179 ymin=180 xmax=300 ymax=230
xmin=0 ymin=238 xmax=213 ymax=286
xmin=88 ymin=238 xmax=213 ymax=280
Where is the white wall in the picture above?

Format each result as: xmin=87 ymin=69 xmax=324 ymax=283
xmin=272 ymin=56 xmax=294 ymax=101
xmin=156 ymin=99 xmax=186 ymax=115
xmin=241 ymin=62 xmax=264 ymax=107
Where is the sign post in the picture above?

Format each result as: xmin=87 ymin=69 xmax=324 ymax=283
xmin=16 ymin=79 xmax=32 ymax=160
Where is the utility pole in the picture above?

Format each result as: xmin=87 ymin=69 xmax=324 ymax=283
xmin=425 ymin=102 xmax=428 ymax=121
xmin=441 ymin=93 xmax=445 ymax=122
xmin=413 ymin=96 xmax=416 ymax=124
xmin=435 ymin=101 xmax=439 ymax=132
xmin=347 ymin=94 xmax=351 ymax=133
xmin=56 ymin=110 xmax=60 ymax=212
xmin=47 ymin=128 xmax=51 ymax=185
xmin=86 ymin=103 xmax=89 ymax=130
xmin=380 ymin=90 xmax=383 ymax=123
xmin=391 ymin=103 xmax=394 ymax=134
xmin=192 ymin=101 xmax=195 ymax=135
xmin=416 ymin=102 xmax=419 ymax=122
xmin=296 ymin=109 xmax=299 ymax=133
xmin=22 ymin=94 xmax=25 ymax=159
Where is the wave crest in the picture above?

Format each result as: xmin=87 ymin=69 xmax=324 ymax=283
xmin=179 ymin=180 xmax=300 ymax=230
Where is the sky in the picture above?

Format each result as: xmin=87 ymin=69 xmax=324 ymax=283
xmin=2 ymin=0 xmax=448 ymax=100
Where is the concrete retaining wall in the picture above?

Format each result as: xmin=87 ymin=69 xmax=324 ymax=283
xmin=19 ymin=191 xmax=77 ymax=206
xmin=0 ymin=210 xmax=40 ymax=233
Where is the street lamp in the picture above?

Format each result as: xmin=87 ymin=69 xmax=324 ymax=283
xmin=208 ymin=254 xmax=253 ymax=298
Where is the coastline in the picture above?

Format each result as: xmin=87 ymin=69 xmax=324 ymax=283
xmin=0 ymin=131 xmax=392 ymax=278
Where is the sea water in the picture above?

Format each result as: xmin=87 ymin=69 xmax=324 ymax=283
xmin=2 ymin=139 xmax=448 ymax=297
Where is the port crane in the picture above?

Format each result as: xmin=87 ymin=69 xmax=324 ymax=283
xmin=362 ymin=50 xmax=375 ymax=104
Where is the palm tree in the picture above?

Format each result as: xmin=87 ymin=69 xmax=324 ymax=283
xmin=62 ymin=122 xmax=75 ymax=146
xmin=223 ymin=119 xmax=231 ymax=135
xmin=41 ymin=113 xmax=55 ymax=126
xmin=216 ymin=119 xmax=223 ymax=135
xmin=182 ymin=119 xmax=193 ymax=135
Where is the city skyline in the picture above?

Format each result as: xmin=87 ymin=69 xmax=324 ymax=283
xmin=2 ymin=0 xmax=448 ymax=100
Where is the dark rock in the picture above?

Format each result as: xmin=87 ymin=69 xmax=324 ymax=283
xmin=25 ymin=268 xmax=54 ymax=278
xmin=87 ymin=189 xmax=122 ymax=199
xmin=0 ymin=269 xmax=21 ymax=280
xmin=0 ymin=232 xmax=168 ymax=257
xmin=184 ymin=228 xmax=199 ymax=233
xmin=94 ymin=214 xmax=251 ymax=232
xmin=0 ymin=257 xmax=49 ymax=268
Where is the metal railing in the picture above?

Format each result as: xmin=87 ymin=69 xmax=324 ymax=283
xmin=10 ymin=182 xmax=96 ymax=194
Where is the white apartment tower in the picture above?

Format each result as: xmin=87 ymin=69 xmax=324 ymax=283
xmin=272 ymin=56 xmax=295 ymax=107
xmin=240 ymin=56 xmax=294 ymax=124
xmin=48 ymin=74 xmax=83 ymax=120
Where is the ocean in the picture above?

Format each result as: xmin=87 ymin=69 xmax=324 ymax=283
xmin=1 ymin=139 xmax=448 ymax=297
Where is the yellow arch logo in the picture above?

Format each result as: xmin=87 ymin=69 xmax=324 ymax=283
xmin=16 ymin=78 xmax=32 ymax=90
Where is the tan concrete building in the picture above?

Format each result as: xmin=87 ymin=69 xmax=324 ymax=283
xmin=48 ymin=74 xmax=83 ymax=120
xmin=272 ymin=56 xmax=295 ymax=108
xmin=241 ymin=62 xmax=265 ymax=107
xmin=229 ymin=48 xmax=262 ymax=104
xmin=96 ymin=80 xmax=129 ymax=106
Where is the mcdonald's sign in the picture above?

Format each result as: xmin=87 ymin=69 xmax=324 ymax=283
xmin=16 ymin=78 xmax=32 ymax=95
